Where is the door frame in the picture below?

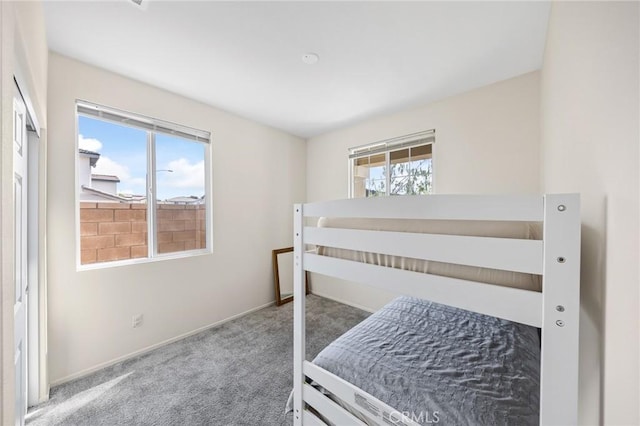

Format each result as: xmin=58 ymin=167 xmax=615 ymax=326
xmin=26 ymin=127 xmax=40 ymax=407
xmin=13 ymin=82 xmax=28 ymax=426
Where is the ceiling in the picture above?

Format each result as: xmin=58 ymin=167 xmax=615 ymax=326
xmin=43 ymin=1 xmax=550 ymax=138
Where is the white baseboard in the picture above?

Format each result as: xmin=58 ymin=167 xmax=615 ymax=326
xmin=51 ymin=300 xmax=275 ymax=387
xmin=309 ymin=290 xmax=376 ymax=314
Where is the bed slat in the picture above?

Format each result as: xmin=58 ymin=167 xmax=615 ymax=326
xmin=304 ymin=227 xmax=543 ymax=275
xmin=303 ymin=195 xmax=543 ymax=222
xmin=304 ymin=384 xmax=368 ymax=426
xmin=304 ymin=362 xmax=421 ymax=426
xmin=304 ymin=253 xmax=542 ymax=327
xmin=303 ymin=410 xmax=327 ymax=426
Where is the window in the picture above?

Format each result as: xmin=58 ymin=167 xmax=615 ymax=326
xmin=349 ymin=130 xmax=434 ymax=198
xmin=76 ymin=101 xmax=211 ymax=267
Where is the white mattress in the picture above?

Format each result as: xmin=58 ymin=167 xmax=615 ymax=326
xmin=316 ymin=217 xmax=542 ymax=292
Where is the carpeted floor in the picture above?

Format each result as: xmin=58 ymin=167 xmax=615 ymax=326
xmin=27 ymin=295 xmax=369 ymax=426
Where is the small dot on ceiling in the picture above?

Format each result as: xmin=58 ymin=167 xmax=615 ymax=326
xmin=302 ymin=53 xmax=319 ymax=65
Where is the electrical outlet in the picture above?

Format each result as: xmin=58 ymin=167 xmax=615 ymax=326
xmin=132 ymin=314 xmax=143 ymax=328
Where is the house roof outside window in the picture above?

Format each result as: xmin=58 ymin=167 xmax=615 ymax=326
xmin=91 ymin=174 xmax=120 ymax=183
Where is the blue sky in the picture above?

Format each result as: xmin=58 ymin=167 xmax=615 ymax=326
xmin=78 ymin=116 xmax=205 ymax=200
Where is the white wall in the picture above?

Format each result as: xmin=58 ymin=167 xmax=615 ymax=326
xmin=90 ymin=179 xmax=117 ymax=194
xmin=306 ymin=71 xmax=541 ymax=310
xmin=12 ymin=1 xmax=48 ymax=123
xmin=78 ymin=155 xmax=91 ymax=188
xmin=47 ymin=53 xmax=306 ymax=384
xmin=0 ymin=1 xmax=48 ymax=421
xmin=540 ymin=3 xmax=639 ymax=425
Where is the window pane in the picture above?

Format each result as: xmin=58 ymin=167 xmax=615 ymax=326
xmin=78 ymin=116 xmax=148 ymax=265
xmin=411 ymin=143 xmax=432 ymax=159
xmin=389 ymin=148 xmax=410 ymax=195
xmin=352 ymin=157 xmax=368 ymax=198
xmin=409 ymin=145 xmax=433 ymax=194
xmin=352 ymin=153 xmax=387 ymax=198
xmin=389 ymin=148 xmax=410 ymax=164
xmin=366 ymin=179 xmax=386 ymax=196
xmin=155 ymin=134 xmax=207 ymax=254
xmin=389 ymin=145 xmax=432 ymax=195
xmin=349 ymin=135 xmax=434 ymax=199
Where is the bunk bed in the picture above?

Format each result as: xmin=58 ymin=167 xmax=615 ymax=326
xmin=291 ymin=194 xmax=580 ymax=426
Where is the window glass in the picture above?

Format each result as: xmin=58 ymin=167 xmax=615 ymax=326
xmin=389 ymin=145 xmax=433 ymax=195
xmin=155 ymin=134 xmax=206 ymax=254
xmin=78 ymin=116 xmax=148 ymax=265
xmin=77 ymin=104 xmax=211 ymax=268
xmin=353 ymin=153 xmax=386 ymax=197
xmin=350 ymin=141 xmax=433 ymax=198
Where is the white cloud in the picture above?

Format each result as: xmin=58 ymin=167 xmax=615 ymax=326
xmin=94 ymin=158 xmax=147 ymax=195
xmin=93 ymin=156 xmax=131 ymax=181
xmin=78 ymin=134 xmax=103 ymax=152
xmin=164 ymin=158 xmax=205 ymax=189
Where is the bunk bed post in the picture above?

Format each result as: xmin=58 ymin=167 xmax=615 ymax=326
xmin=540 ymin=194 xmax=581 ymax=425
xmin=293 ymin=204 xmax=305 ymax=426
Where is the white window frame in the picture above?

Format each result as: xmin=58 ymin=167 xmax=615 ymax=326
xmin=75 ymin=100 xmax=213 ymax=271
xmin=348 ymin=129 xmax=435 ymax=198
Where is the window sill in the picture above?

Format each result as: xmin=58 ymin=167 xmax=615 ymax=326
xmin=76 ymin=248 xmax=212 ymax=272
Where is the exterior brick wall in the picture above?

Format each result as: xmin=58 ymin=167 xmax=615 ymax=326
xmin=156 ymin=204 xmax=206 ymax=254
xmin=80 ymin=202 xmax=206 ymax=264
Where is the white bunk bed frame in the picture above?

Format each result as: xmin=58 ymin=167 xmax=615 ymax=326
xmin=293 ymin=194 xmax=580 ymax=426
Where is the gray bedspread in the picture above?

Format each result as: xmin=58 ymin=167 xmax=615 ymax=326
xmin=308 ymin=296 xmax=540 ymax=426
